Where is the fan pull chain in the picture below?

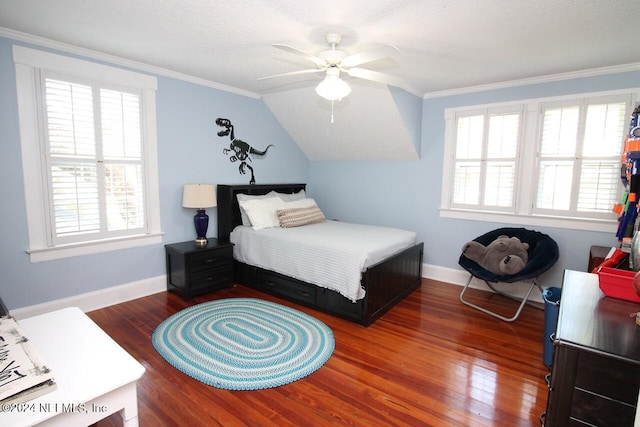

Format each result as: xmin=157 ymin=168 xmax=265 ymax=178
xmin=331 ymin=100 xmax=334 ymax=123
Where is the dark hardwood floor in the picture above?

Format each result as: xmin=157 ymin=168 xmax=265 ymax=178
xmin=87 ymin=279 xmax=549 ymax=426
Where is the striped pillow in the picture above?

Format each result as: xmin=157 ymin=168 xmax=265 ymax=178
xmin=277 ymin=206 xmax=327 ymax=228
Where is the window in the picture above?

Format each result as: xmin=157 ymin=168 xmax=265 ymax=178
xmin=14 ymin=46 xmax=162 ymax=262
xmin=441 ymin=90 xmax=637 ymax=232
xmin=452 ymin=108 xmax=522 ymax=212
xmin=534 ymin=97 xmax=627 ymax=219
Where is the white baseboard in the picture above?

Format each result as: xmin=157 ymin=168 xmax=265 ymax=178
xmin=10 ymin=263 xmax=545 ymax=321
xmin=422 ymin=263 xmax=544 ymax=304
xmin=11 ymin=275 xmax=166 ymax=320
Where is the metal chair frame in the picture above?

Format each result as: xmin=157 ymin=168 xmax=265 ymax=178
xmin=459 ymin=275 xmax=544 ymax=322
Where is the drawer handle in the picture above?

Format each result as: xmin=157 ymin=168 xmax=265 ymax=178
xmin=544 ymin=372 xmax=551 ymax=389
xmin=265 ymin=281 xmax=276 ymax=287
xmin=204 ymin=258 xmax=217 ymax=263
xmin=300 ymin=291 xmax=311 ymax=297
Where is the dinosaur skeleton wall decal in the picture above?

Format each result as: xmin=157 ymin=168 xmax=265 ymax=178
xmin=215 ymin=118 xmax=274 ymax=185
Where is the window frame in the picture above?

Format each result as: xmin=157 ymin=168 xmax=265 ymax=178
xmin=13 ymin=45 xmax=162 ymax=262
xmin=449 ymin=105 xmax=525 ymax=213
xmin=532 ymin=94 xmax=630 ymax=220
xmin=440 ymin=89 xmax=640 ymax=233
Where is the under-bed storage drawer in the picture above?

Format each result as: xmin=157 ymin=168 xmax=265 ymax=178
xmin=259 ymin=271 xmax=316 ymax=305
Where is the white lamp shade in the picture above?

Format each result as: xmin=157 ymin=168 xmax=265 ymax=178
xmin=182 ymin=184 xmax=217 ymax=209
xmin=315 ymin=69 xmax=351 ymax=101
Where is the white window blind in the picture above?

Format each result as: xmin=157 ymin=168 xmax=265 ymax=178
xmin=452 ymin=110 xmax=520 ymax=212
xmin=441 ymin=89 xmax=636 ymax=232
xmin=535 ymin=97 xmax=627 ymax=219
xmin=43 ymin=75 xmax=146 ymax=245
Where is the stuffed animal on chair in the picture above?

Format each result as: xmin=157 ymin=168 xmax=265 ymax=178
xmin=462 ymin=235 xmax=529 ymax=276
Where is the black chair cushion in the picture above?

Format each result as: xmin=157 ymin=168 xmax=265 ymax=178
xmin=458 ymin=227 xmax=559 ymax=283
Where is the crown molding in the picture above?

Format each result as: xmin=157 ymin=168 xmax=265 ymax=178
xmin=423 ymin=62 xmax=640 ymax=99
xmin=4 ymin=26 xmax=638 ymax=103
xmin=0 ymin=26 xmax=261 ymax=99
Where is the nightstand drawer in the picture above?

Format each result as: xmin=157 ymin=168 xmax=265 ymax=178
xmin=189 ymin=247 xmax=233 ymax=273
xmin=191 ymin=266 xmax=233 ymax=291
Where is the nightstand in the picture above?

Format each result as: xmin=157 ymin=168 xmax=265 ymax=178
xmin=165 ymin=239 xmax=234 ymax=300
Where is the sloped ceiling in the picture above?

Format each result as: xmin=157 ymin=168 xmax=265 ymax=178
xmin=1 ymin=0 xmax=639 ymax=161
xmin=263 ymin=81 xmax=418 ymax=161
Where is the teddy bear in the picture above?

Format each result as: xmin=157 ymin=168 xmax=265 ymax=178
xmin=462 ymin=235 xmax=529 ymax=276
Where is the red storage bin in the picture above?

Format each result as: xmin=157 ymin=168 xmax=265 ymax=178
xmin=597 ymin=267 xmax=640 ymax=303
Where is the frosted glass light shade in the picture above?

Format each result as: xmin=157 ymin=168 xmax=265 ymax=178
xmin=182 ymin=184 xmax=217 ymax=209
xmin=315 ymin=70 xmax=351 ymax=101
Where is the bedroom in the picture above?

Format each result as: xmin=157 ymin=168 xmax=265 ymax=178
xmin=0 ymin=1 xmax=639 ymax=425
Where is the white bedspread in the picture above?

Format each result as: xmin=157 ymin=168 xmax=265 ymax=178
xmin=230 ymin=221 xmax=417 ymax=301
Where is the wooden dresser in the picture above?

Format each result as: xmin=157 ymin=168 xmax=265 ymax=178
xmin=544 ymin=270 xmax=640 ymax=426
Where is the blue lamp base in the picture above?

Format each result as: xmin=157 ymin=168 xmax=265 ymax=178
xmin=193 ymin=209 xmax=209 ymax=247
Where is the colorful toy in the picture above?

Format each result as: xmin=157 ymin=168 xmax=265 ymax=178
xmin=615 ymin=105 xmax=640 ymax=241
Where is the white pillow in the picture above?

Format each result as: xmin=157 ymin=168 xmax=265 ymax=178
xmin=236 ymin=191 xmax=277 ymax=225
xmin=275 ymin=189 xmax=306 ymax=202
xmin=282 ymin=198 xmax=317 ymax=209
xmin=238 ymin=196 xmax=287 ymax=230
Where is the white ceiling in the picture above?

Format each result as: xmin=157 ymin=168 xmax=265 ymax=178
xmin=1 ymin=0 xmax=639 ymax=160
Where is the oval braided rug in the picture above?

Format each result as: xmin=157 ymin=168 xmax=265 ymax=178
xmin=152 ymin=298 xmax=334 ymax=390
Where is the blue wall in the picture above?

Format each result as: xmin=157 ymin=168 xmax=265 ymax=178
xmin=2 ymin=30 xmax=638 ymax=311
xmin=310 ymin=71 xmax=640 ymax=287
xmin=0 ymin=36 xmax=308 ymax=310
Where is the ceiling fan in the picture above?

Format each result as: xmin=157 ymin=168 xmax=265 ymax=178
xmin=258 ymin=33 xmax=404 ymax=101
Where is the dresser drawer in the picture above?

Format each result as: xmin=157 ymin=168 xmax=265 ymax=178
xmin=574 ymin=352 xmax=640 ymax=405
xmin=570 ymin=388 xmax=636 ymax=427
xmin=260 ymin=271 xmax=316 ymax=305
xmin=189 ymin=246 xmax=233 ymax=273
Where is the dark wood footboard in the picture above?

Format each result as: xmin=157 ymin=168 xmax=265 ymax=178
xmin=362 ymin=242 xmax=424 ymax=324
xmin=217 ymin=184 xmax=424 ymax=326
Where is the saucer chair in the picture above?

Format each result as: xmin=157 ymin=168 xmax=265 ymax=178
xmin=458 ymin=227 xmax=559 ymax=322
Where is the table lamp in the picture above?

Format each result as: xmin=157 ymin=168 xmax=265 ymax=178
xmin=182 ymin=184 xmax=217 ymax=247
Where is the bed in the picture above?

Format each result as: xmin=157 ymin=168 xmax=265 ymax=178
xmin=217 ymin=183 xmax=424 ymax=326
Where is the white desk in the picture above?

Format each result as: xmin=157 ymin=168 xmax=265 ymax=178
xmin=0 ymin=307 xmax=145 ymax=427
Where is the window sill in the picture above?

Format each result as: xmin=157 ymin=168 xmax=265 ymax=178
xmin=26 ymin=233 xmax=164 ymax=263
xmin=439 ymin=209 xmax=617 ymax=234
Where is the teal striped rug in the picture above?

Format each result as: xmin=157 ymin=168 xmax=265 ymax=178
xmin=152 ymin=298 xmax=334 ymax=390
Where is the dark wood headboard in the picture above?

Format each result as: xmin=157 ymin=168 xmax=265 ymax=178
xmin=217 ymin=183 xmax=306 ymax=240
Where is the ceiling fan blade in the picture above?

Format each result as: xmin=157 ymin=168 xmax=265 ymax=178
xmin=344 ymin=67 xmax=406 ymax=88
xmin=340 ymin=45 xmax=400 ymax=68
xmin=257 ymin=68 xmax=324 ymax=81
xmin=272 ymin=44 xmax=327 ymax=68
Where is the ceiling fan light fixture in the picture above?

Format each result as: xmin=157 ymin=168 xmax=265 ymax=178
xmin=315 ymin=72 xmax=351 ymax=101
